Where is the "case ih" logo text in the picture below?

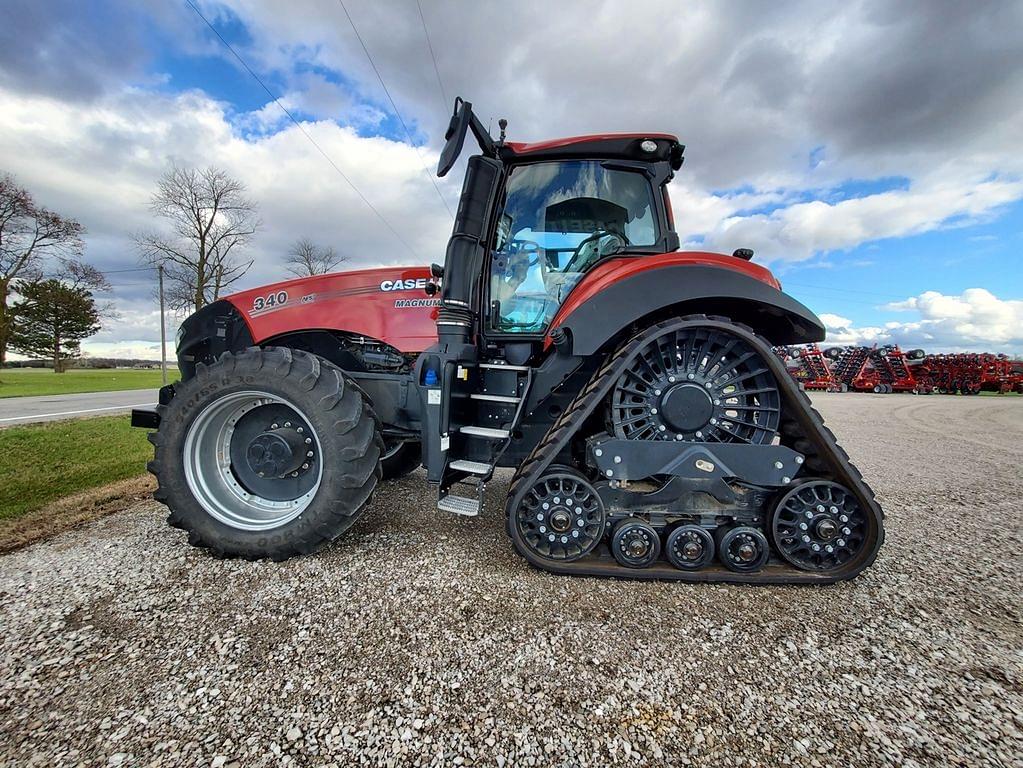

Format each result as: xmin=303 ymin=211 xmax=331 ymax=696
xmin=379 ymin=278 xmax=428 ymax=291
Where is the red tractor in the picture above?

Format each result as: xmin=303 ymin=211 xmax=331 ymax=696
xmin=134 ymin=99 xmax=883 ymax=583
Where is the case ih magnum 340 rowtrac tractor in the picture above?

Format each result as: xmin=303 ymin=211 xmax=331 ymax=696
xmin=134 ymin=99 xmax=884 ymax=583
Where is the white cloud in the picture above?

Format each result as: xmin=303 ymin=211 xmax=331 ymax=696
xmin=0 ymin=84 xmax=457 ymax=355
xmin=821 ymin=289 xmax=1023 ymax=354
xmin=2 ymin=0 xmax=1023 ymax=358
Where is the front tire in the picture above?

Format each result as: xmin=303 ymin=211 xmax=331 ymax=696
xmin=147 ymin=347 xmax=383 ymax=560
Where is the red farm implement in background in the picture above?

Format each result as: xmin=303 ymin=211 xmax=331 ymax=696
xmin=791 ymin=345 xmax=1022 ymax=395
xmin=913 ymin=353 xmax=1023 ymax=394
xmin=777 ymin=344 xmax=842 ymax=391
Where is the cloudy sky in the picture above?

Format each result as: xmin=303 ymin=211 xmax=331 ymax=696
xmin=1 ymin=0 xmax=1021 ymax=358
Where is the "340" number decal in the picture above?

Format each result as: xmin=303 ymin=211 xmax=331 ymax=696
xmin=253 ymin=290 xmax=288 ymax=311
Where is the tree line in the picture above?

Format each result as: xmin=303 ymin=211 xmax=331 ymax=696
xmin=1 ymin=164 xmax=346 ymax=371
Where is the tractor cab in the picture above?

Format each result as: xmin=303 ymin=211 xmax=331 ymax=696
xmin=435 ymin=98 xmax=684 ymax=348
xmin=422 ymin=98 xmax=686 ymax=510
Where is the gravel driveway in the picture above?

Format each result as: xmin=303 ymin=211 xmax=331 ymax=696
xmin=1 ymin=393 xmax=1020 ymax=767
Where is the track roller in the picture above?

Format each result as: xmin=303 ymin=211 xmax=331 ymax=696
xmin=665 ymin=525 xmax=715 ymax=571
xmin=717 ymin=526 xmax=769 ymax=573
xmin=610 ymin=519 xmax=661 ymax=568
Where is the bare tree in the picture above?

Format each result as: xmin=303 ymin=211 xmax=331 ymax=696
xmin=0 ymin=173 xmax=84 ymax=364
xmin=135 ymin=165 xmax=259 ymax=313
xmin=285 ymin=237 xmax=346 ymax=277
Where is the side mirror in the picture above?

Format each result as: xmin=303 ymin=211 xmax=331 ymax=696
xmin=437 ymin=99 xmax=470 ymax=178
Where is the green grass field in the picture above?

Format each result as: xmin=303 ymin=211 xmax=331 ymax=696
xmin=0 ymin=416 xmax=152 ymax=520
xmin=0 ymin=368 xmax=179 ymax=398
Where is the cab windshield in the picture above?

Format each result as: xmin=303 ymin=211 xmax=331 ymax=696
xmin=490 ymin=160 xmax=659 ymax=333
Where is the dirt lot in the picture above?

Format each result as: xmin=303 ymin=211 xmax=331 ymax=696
xmin=1 ymin=393 xmax=1020 ymax=767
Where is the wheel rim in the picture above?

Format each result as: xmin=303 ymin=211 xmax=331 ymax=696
xmin=183 ymin=390 xmax=323 ymax=531
xmin=516 ymin=470 xmax=605 ymax=562
xmin=611 ymin=325 xmax=780 ymax=444
xmin=611 ymin=519 xmax=661 ymax=568
xmin=666 ymin=524 xmax=715 ymax=570
xmin=770 ymin=481 xmax=867 ymax=572
xmin=718 ymin=526 xmax=769 ymax=572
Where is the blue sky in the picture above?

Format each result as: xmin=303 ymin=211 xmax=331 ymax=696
xmin=0 ymin=0 xmax=1021 ymax=357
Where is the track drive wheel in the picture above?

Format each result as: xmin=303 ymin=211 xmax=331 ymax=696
xmin=610 ymin=323 xmax=781 ymax=444
xmin=512 ymin=466 xmax=606 ymax=564
xmin=147 ymin=347 xmax=382 ymax=560
xmin=770 ymin=481 xmax=869 ymax=573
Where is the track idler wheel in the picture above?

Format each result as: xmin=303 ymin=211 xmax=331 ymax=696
xmin=610 ymin=519 xmax=661 ymax=568
xmin=514 ymin=467 xmax=606 ymax=563
xmin=665 ymin=525 xmax=715 ymax=571
xmin=717 ymin=526 xmax=770 ymax=573
xmin=770 ymin=481 xmax=868 ymax=573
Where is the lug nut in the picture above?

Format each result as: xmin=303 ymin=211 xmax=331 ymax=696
xmin=307 ymin=451 xmax=314 ymax=457
xmin=774 ymin=461 xmax=784 ymax=469
xmin=795 ymin=456 xmax=804 ymax=464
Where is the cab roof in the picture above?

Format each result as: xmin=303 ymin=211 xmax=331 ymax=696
xmin=500 ymin=133 xmax=684 ymax=169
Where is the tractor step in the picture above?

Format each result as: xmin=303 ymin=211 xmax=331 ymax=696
xmin=477 ymin=362 xmax=530 ymax=371
xmin=460 ymin=425 xmax=510 ymax=439
xmin=469 ymin=393 xmax=520 ymax=403
xmin=438 ymin=493 xmax=482 ymax=516
xmin=449 ymin=459 xmax=493 ymax=475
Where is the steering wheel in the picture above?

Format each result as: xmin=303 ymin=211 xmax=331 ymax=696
xmin=493 ymin=239 xmax=549 ymax=304
xmin=562 ymin=229 xmax=629 ymax=275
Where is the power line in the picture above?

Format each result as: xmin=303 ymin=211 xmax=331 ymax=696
xmin=102 ymin=266 xmax=156 ymax=275
xmin=414 ymin=0 xmax=449 ymax=111
xmin=336 ymin=0 xmax=454 ymax=219
xmin=183 ymin=0 xmax=420 ymax=259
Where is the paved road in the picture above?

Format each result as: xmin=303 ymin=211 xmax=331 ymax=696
xmin=0 ymin=389 xmax=158 ymax=426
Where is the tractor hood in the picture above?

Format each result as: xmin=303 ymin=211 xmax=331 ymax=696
xmin=224 ymin=265 xmax=438 ymax=353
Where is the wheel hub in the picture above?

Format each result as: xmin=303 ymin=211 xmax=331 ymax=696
xmin=549 ymin=508 xmax=573 ymax=533
xmin=627 ymin=537 xmax=650 ymax=558
xmin=737 ymin=543 xmax=756 ymax=562
xmin=815 ymin=518 xmax=838 ymax=541
xmin=183 ymin=391 xmax=323 ymax=532
xmin=610 ymin=325 xmax=781 ymax=444
xmin=682 ymin=540 xmax=703 ymax=559
xmin=246 ymin=428 xmax=307 ymax=478
xmin=659 ymin=384 xmax=714 ymax=432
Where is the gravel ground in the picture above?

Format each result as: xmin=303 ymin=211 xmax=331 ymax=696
xmin=1 ymin=393 xmax=1021 ymax=767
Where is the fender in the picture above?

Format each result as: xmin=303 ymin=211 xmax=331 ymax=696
xmin=549 ymin=261 xmax=825 ymax=355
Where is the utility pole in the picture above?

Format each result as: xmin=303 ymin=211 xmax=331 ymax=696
xmin=158 ymin=264 xmax=167 ymax=386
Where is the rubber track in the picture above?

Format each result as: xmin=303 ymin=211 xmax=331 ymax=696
xmin=504 ymin=315 xmax=885 ymax=584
